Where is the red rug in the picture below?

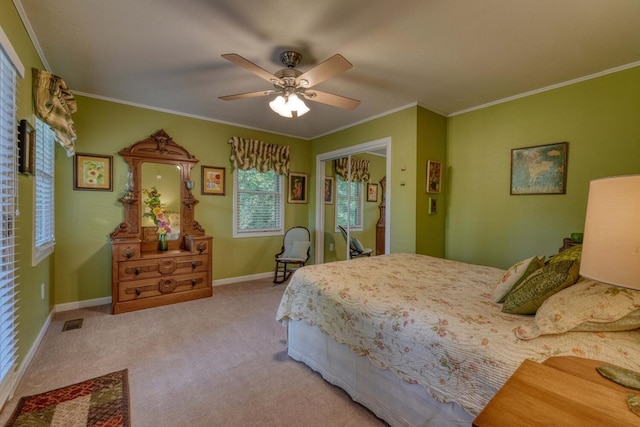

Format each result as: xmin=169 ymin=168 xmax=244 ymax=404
xmin=5 ymin=369 xmax=130 ymax=427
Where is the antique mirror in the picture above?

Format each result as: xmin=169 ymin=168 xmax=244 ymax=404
xmin=110 ymin=129 xmax=204 ymax=251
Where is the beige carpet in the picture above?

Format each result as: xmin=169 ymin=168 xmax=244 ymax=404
xmin=0 ymin=279 xmax=386 ymax=426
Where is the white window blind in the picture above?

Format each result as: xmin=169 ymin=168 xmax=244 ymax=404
xmin=335 ymin=176 xmax=363 ymax=231
xmin=233 ymin=168 xmax=284 ymax=237
xmin=0 ymin=42 xmax=19 ymax=405
xmin=33 ymin=118 xmax=55 ymax=263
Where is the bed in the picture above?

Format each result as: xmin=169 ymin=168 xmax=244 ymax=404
xmin=276 ymin=253 xmax=640 ymax=426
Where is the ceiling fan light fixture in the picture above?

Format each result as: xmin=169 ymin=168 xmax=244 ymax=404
xmin=269 ymin=93 xmax=309 ymax=118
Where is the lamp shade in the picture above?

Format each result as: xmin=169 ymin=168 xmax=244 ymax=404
xmin=579 ymin=175 xmax=640 ymax=290
xmin=269 ymin=93 xmax=309 ymax=118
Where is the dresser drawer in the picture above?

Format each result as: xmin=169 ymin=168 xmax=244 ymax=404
xmin=113 ymin=243 xmax=140 ymax=261
xmin=118 ymin=272 xmax=209 ymax=302
xmin=118 ymin=254 xmax=208 ymax=280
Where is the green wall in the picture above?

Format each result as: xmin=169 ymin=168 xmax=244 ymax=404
xmin=312 ymin=107 xmax=419 ymax=254
xmin=416 ymin=107 xmax=447 ymax=257
xmin=446 ymin=66 xmax=640 ymax=269
xmin=1 ymin=0 xmax=52 ymax=367
xmin=55 ymin=95 xmax=310 ymax=304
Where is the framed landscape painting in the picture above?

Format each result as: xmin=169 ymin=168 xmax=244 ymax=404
xmin=511 ymin=142 xmax=568 ymax=195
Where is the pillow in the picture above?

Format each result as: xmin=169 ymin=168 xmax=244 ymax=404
xmin=494 ymin=256 xmax=545 ymax=303
xmin=351 ymin=237 xmax=365 ymax=253
xmin=501 ymin=259 xmax=580 ymax=315
xmin=548 ymin=244 xmax=582 ymax=264
xmin=514 ymin=278 xmax=640 ymax=340
xmin=282 ymin=240 xmax=310 ymax=260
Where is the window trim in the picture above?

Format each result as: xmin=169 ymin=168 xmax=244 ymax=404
xmin=334 ymin=177 xmax=364 ymax=233
xmin=32 ymin=118 xmax=56 ymax=266
xmin=232 ymin=168 xmax=285 ymax=238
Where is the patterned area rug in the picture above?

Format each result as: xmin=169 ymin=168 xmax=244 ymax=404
xmin=5 ymin=369 xmax=130 ymax=427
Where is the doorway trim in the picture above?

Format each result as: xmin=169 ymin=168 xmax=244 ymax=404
xmin=315 ymin=137 xmax=392 ymax=264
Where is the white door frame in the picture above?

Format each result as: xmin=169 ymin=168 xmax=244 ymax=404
xmin=315 ymin=137 xmax=392 ymax=264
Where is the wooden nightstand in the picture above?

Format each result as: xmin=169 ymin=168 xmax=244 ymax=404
xmin=473 ymin=356 xmax=639 ymax=426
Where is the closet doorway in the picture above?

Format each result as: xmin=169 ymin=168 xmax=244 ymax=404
xmin=314 ymin=137 xmax=391 ymax=264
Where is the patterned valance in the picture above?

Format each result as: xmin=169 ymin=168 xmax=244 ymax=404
xmin=335 ymin=157 xmax=370 ymax=182
xmin=228 ymin=136 xmax=290 ymax=175
xmin=32 ymin=68 xmax=77 ymax=154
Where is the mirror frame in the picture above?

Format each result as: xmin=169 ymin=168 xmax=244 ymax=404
xmin=110 ymin=129 xmax=204 ymax=248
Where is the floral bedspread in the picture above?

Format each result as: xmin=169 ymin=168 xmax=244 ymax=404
xmin=276 ymin=253 xmax=640 ymax=416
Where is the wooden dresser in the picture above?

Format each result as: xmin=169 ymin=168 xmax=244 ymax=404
xmin=110 ymin=130 xmax=213 ymax=314
xmin=111 ymin=235 xmax=212 ymax=314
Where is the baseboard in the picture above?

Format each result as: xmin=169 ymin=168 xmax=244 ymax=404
xmin=213 ymin=272 xmax=272 ymax=286
xmin=55 ymin=296 xmax=112 ymax=313
xmin=6 ymin=307 xmax=54 ymax=402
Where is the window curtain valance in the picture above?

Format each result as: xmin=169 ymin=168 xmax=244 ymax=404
xmin=335 ymin=157 xmax=370 ymax=182
xmin=32 ymin=68 xmax=77 ymax=154
xmin=228 ymin=136 xmax=290 ymax=175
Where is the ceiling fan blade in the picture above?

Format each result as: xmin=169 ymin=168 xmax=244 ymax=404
xmin=221 ymin=53 xmax=280 ymax=84
xmin=305 ymin=90 xmax=360 ymax=110
xmin=219 ymin=89 xmax=279 ymax=101
xmin=297 ymin=54 xmax=353 ymax=88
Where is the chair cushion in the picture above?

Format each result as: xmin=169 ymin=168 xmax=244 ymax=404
xmin=351 ymin=237 xmax=365 ymax=253
xmin=281 ymin=240 xmax=310 ymax=260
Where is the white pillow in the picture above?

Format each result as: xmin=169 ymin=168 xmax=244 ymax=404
xmin=493 ymin=256 xmax=545 ymax=303
xmin=514 ymin=278 xmax=640 ymax=340
xmin=282 ymin=240 xmax=310 ymax=260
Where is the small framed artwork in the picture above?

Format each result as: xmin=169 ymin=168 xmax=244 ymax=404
xmin=366 ymin=183 xmax=378 ymax=202
xmin=324 ymin=177 xmax=334 ymax=204
xmin=17 ymin=119 xmax=35 ymax=175
xmin=511 ymin=142 xmax=568 ymax=195
xmin=288 ymin=172 xmax=308 ymax=204
xmin=426 ymin=160 xmax=442 ymax=193
xmin=73 ymin=153 xmax=113 ymax=191
xmin=201 ymin=166 xmax=226 ymax=196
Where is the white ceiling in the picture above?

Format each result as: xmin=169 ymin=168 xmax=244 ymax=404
xmin=16 ymin=0 xmax=640 ymax=140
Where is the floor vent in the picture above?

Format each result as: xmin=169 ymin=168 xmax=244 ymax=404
xmin=62 ymin=319 xmax=83 ymax=332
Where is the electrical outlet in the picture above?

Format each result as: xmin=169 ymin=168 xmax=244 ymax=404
xmin=329 ymin=243 xmax=334 ymax=251
xmin=41 ymin=283 xmax=45 ymax=300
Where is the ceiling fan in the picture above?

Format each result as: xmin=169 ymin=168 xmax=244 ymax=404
xmin=219 ymin=51 xmax=360 ymax=118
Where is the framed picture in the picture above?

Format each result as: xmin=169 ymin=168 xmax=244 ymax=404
xmin=73 ymin=153 xmax=113 ymax=191
xmin=288 ymin=172 xmax=308 ymax=204
xmin=366 ymin=183 xmax=378 ymax=202
xmin=511 ymin=142 xmax=568 ymax=195
xmin=426 ymin=160 xmax=442 ymax=193
xmin=201 ymin=165 xmax=226 ymax=195
xmin=17 ymin=119 xmax=35 ymax=175
xmin=324 ymin=177 xmax=334 ymax=204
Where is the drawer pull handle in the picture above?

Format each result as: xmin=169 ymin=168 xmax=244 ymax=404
xmin=135 ymin=267 xmax=141 ymax=275
xmin=191 ymin=261 xmax=197 ymax=269
xmin=126 ymin=251 xmax=133 ymax=259
xmin=197 ymin=242 xmax=206 ymax=254
xmin=192 ymin=279 xmax=196 ymax=287
xmin=135 ymin=288 xmax=141 ymax=296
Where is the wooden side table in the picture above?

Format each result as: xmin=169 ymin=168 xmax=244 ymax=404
xmin=473 ymin=356 xmax=639 ymax=426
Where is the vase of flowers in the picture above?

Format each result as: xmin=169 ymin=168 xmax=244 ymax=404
xmin=142 ymin=187 xmax=172 ymax=251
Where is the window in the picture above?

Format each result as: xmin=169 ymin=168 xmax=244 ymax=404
xmin=32 ymin=118 xmax=55 ymax=265
xmin=335 ymin=176 xmax=363 ymax=231
xmin=233 ymin=168 xmax=284 ymax=237
xmin=0 ymin=29 xmax=22 ymax=405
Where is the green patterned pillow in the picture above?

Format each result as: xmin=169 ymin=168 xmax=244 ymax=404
xmin=502 ymin=260 xmax=580 ymax=315
xmin=548 ymin=244 xmax=582 ymax=264
xmin=494 ymin=256 xmax=545 ymax=303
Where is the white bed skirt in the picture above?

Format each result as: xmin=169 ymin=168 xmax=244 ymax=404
xmin=287 ymin=320 xmax=474 ymax=427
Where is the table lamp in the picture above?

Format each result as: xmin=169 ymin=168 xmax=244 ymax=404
xmin=579 ymin=175 xmax=640 ymax=412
